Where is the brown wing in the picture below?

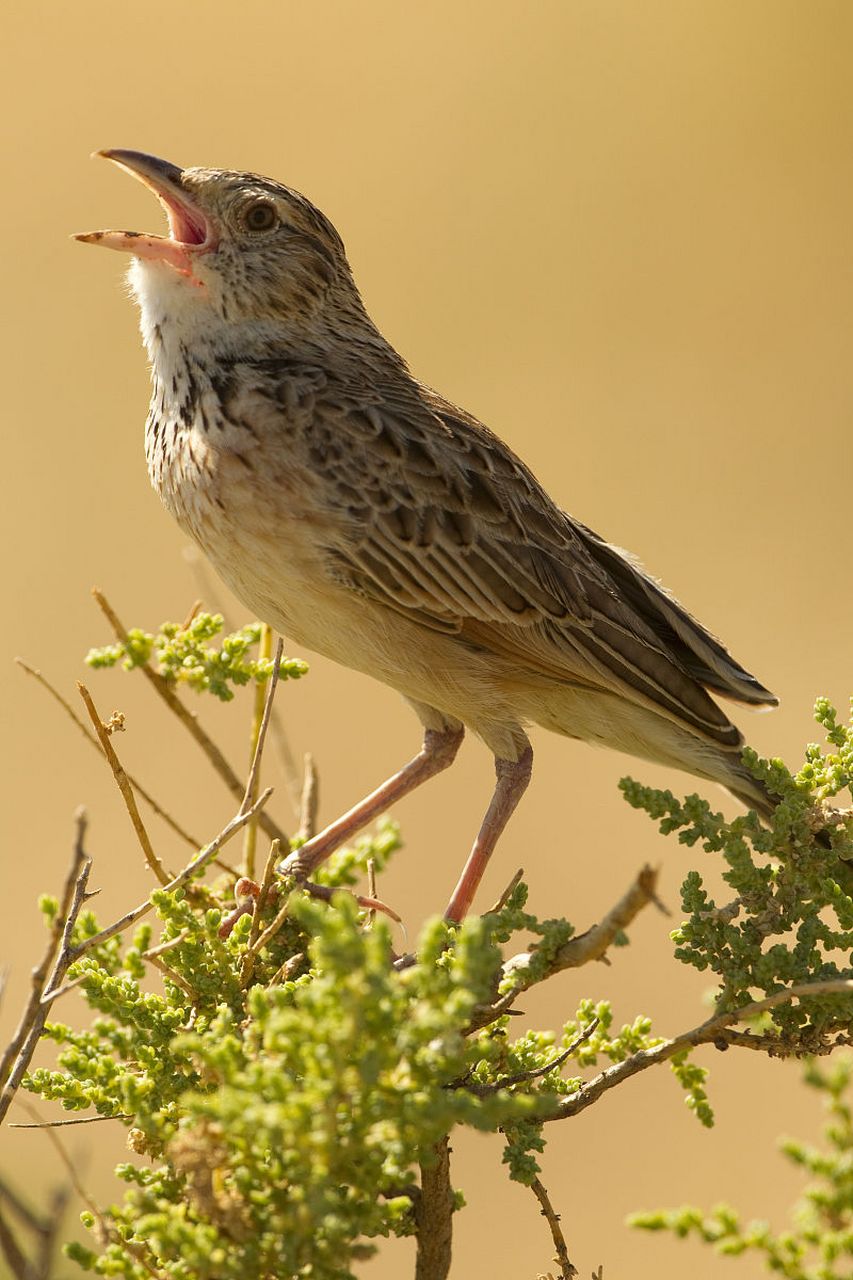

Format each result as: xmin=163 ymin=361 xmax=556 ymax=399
xmin=254 ymin=362 xmax=776 ymax=747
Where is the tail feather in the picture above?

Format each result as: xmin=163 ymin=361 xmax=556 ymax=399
xmin=726 ymin=770 xmax=777 ymax=822
xmin=575 ymin=523 xmax=778 ymax=709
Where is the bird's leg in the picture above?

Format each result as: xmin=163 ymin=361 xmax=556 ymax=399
xmin=280 ymin=725 xmax=465 ymax=880
xmin=444 ymin=744 xmax=533 ymax=924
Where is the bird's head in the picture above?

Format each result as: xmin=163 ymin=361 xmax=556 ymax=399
xmin=76 ymin=150 xmax=365 ymax=347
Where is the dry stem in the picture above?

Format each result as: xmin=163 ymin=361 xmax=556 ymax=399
xmin=0 ymin=811 xmax=92 ymax=1127
xmin=547 ymin=977 xmax=853 ymax=1124
xmin=298 ymin=753 xmax=319 ymax=841
xmin=57 ymin=788 xmax=273 ymax=963
xmin=503 ymin=864 xmax=662 ymax=991
xmin=240 ymin=840 xmax=281 ymax=987
xmin=453 ymin=1020 xmax=600 ymax=1099
xmin=471 ymin=865 xmax=661 ymax=1030
xmin=77 ymin=681 xmax=172 ymax=886
xmin=242 ymin=625 xmax=274 ymax=878
xmin=16 ymin=659 xmax=202 ymax=850
xmin=530 ymin=1175 xmax=578 ymax=1279
xmin=91 ymin=589 xmax=289 ymax=849
xmin=414 ymin=1136 xmax=454 ymax=1280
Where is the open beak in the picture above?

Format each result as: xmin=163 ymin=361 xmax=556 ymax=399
xmin=74 ymin=149 xmax=215 ymax=274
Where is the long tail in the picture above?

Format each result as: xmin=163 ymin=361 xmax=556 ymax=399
xmin=726 ymin=768 xmax=777 ymax=822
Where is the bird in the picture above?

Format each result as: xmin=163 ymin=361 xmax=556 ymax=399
xmin=76 ymin=149 xmax=778 ymax=922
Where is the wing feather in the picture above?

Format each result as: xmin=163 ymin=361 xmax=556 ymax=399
xmin=251 ymin=363 xmax=775 ymax=746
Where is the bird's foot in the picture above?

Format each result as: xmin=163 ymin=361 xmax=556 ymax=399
xmin=217 ymin=871 xmax=402 ymax=941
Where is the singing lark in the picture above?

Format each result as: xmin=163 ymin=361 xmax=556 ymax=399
xmin=77 ymin=150 xmax=777 ymax=920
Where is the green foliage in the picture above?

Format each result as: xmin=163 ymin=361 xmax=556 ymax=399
xmin=310 ymin=817 xmax=401 ymax=889
xmin=621 ymin=699 xmax=853 ymax=1051
xmin=629 ymin=1054 xmax=853 ymax=1278
xmin=25 ymin=863 xmax=655 ymax=1280
xmin=85 ymin=612 xmax=307 ymax=701
xmin=484 ymin=877 xmax=576 ymax=988
xmin=16 ymin=608 xmax=853 ymax=1277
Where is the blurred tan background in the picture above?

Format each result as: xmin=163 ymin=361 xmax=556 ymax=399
xmin=2 ymin=2 xmax=852 ymax=1276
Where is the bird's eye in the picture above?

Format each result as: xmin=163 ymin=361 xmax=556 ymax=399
xmin=243 ymin=200 xmax=278 ymax=233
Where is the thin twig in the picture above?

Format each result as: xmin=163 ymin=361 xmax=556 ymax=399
xmin=0 ymin=1202 xmax=33 ymax=1280
xmin=77 ymin=681 xmax=172 ymax=886
xmin=485 ymin=867 xmax=525 ymax=916
xmin=180 ymin=599 xmax=204 ymax=630
xmin=472 ymin=865 xmax=661 ymax=1032
xmin=298 ymin=753 xmax=319 ymax=841
xmin=10 ymin=1114 xmax=130 ymax=1129
xmin=142 ymin=931 xmax=189 ymax=961
xmin=453 ymin=1020 xmax=600 ymax=1097
xmin=91 ymin=589 xmax=289 ymax=848
xmin=146 ymin=955 xmax=196 ymax=1001
xmin=52 ymin=789 xmax=272 ymax=964
xmin=530 ymin=1175 xmax=578 ymax=1279
xmin=12 ymin=1098 xmax=102 ymax=1224
xmin=16 ymin=658 xmax=202 ymax=850
xmin=0 ymin=812 xmax=92 ymax=1127
xmin=38 ymin=974 xmax=87 ymax=1006
xmin=268 ymin=952 xmax=305 ymax=986
xmin=366 ymin=856 xmax=377 ymax=929
xmin=244 ymin=895 xmax=292 ymax=959
xmin=546 ymin=977 xmax=853 ymax=1124
xmin=181 ymin=549 xmax=304 ymax=819
xmin=0 ymin=1176 xmax=43 ymax=1234
xmin=240 ymin=841 xmax=281 ymax=987
xmin=469 ymin=866 xmax=661 ymax=1032
xmin=242 ymin=625 xmax=274 ymax=878
xmin=242 ymin=639 xmax=282 ymax=817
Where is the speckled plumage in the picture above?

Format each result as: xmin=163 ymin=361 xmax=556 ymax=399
xmin=80 ymin=151 xmax=778 ymax=916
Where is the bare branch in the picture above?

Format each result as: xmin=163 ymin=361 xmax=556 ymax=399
xmin=10 ymin=1114 xmax=129 ymax=1129
xmin=241 ymin=639 xmax=282 ymax=819
xmin=414 ymin=1135 xmax=454 ymax=1280
xmin=91 ymin=588 xmax=289 ymax=848
xmin=503 ymin=865 xmax=662 ymax=991
xmin=12 ymin=1098 xmax=102 ymax=1226
xmin=298 ymin=753 xmax=319 ymax=841
xmin=243 ymin=894 xmax=292 ymax=958
xmin=242 ymin=626 xmax=275 ymax=878
xmin=240 ymin=840 xmax=281 ymax=987
xmin=455 ymin=1020 xmax=600 ymax=1098
xmin=0 ymin=1201 xmax=34 ymax=1280
xmin=77 ymin=681 xmax=172 ymax=886
xmin=470 ymin=866 xmax=662 ymax=1030
xmin=0 ymin=812 xmax=91 ymax=1127
xmin=145 ymin=954 xmax=197 ymax=1001
xmin=485 ymin=867 xmax=524 ymax=916
xmin=0 ymin=1176 xmax=44 ymax=1234
xmin=142 ymin=931 xmax=189 ymax=961
xmin=365 ymin=855 xmax=377 ymax=929
xmin=58 ymin=788 xmax=273 ymax=962
xmin=547 ymin=977 xmax=853 ymax=1124
xmin=530 ymin=1174 xmax=578 ymax=1279
xmin=16 ymin=659 xmax=202 ymax=849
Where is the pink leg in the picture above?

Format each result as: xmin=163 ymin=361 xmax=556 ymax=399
xmin=280 ymin=725 xmax=464 ymax=879
xmin=444 ymin=744 xmax=533 ymax=924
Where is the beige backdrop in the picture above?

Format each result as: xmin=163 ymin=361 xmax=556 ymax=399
xmin=2 ymin=3 xmax=852 ymax=1277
